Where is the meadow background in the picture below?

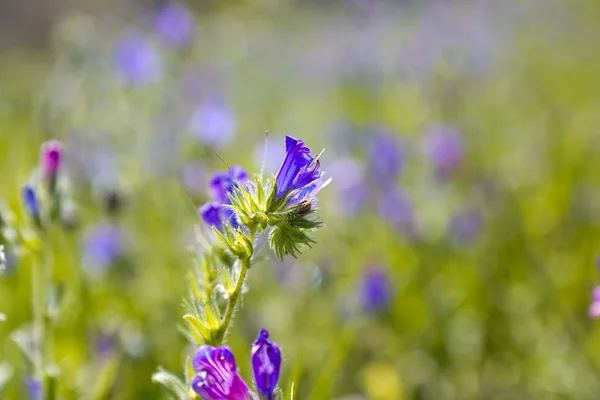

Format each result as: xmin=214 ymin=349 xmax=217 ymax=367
xmin=2 ymin=0 xmax=600 ymax=398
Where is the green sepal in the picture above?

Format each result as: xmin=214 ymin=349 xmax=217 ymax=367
xmin=152 ymin=368 xmax=188 ymax=400
xmin=183 ymin=314 xmax=213 ymax=345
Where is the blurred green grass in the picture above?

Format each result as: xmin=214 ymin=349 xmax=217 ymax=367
xmin=2 ymin=1 xmax=600 ymax=399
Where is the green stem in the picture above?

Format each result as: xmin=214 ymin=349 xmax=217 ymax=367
xmin=215 ymin=256 xmax=250 ymax=345
xmin=31 ymin=252 xmax=45 ymax=389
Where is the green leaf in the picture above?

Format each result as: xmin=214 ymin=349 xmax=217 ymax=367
xmin=151 ymin=368 xmax=188 ymax=400
xmin=183 ymin=314 xmax=212 ymax=345
xmin=88 ymin=355 xmax=120 ymax=400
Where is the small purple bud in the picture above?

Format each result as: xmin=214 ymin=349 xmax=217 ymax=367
xmin=192 ymin=345 xmax=250 ymax=400
xmin=40 ymin=140 xmax=63 ymax=178
xmin=153 ymin=2 xmax=195 ymax=47
xmin=82 ymin=223 xmax=124 ymax=272
xmin=114 ymin=31 xmax=163 ymax=85
xmin=361 ymin=268 xmax=392 ymax=313
xmin=423 ymin=124 xmax=464 ymax=178
xmin=251 ymin=329 xmax=281 ymax=400
xmin=21 ymin=185 xmax=40 ymax=217
xmin=199 ymin=202 xmax=223 ymax=231
xmin=368 ymin=132 xmax=403 ymax=188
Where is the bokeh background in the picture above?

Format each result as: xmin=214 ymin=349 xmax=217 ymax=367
xmin=2 ymin=0 xmax=600 ymax=398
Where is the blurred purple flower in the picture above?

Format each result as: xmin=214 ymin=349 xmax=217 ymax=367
xmin=114 ymin=31 xmax=163 ymax=85
xmin=182 ymin=162 xmax=208 ymax=194
xmin=361 ymin=268 xmax=392 ymax=313
xmin=378 ymin=189 xmax=413 ymax=233
xmin=21 ymin=185 xmax=40 ymax=217
xmin=40 ymin=140 xmax=63 ymax=179
xmin=190 ymin=100 xmax=237 ymax=148
xmin=192 ymin=345 xmax=250 ymax=400
xmin=25 ymin=378 xmax=42 ymax=400
xmin=589 ymin=286 xmax=600 ymax=318
xmin=329 ymin=157 xmax=368 ymax=217
xmin=153 ymin=2 xmax=195 ymax=47
xmin=449 ymin=209 xmax=482 ymax=244
xmin=251 ymin=329 xmax=281 ymax=400
xmin=199 ymin=202 xmax=223 ymax=231
xmin=368 ymin=132 xmax=403 ymax=188
xmin=82 ymin=223 xmax=124 ymax=272
xmin=422 ymin=125 xmax=463 ymax=178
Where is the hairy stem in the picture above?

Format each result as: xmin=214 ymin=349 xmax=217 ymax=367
xmin=215 ymin=256 xmax=249 ymax=345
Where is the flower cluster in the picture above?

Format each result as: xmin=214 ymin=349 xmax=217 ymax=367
xmin=192 ymin=329 xmax=281 ymax=400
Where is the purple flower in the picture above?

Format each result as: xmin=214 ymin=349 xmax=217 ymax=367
xmin=589 ymin=286 xmax=600 ymax=318
xmin=275 ymin=136 xmax=325 ymax=201
xmin=368 ymin=132 xmax=403 ymax=188
xmin=40 ymin=140 xmax=63 ymax=178
xmin=114 ymin=31 xmax=162 ymax=85
xmin=449 ymin=209 xmax=482 ymax=244
xmin=182 ymin=162 xmax=207 ymax=194
xmin=361 ymin=268 xmax=392 ymax=313
xmin=190 ymin=101 xmax=237 ymax=148
xmin=82 ymin=223 xmax=124 ymax=272
xmin=153 ymin=2 xmax=195 ymax=47
xmin=378 ymin=189 xmax=413 ymax=233
xmin=192 ymin=345 xmax=250 ymax=400
xmin=21 ymin=185 xmax=40 ymax=217
xmin=422 ymin=124 xmax=464 ymax=177
xmin=251 ymin=329 xmax=281 ymax=400
xmin=25 ymin=378 xmax=42 ymax=400
xmin=199 ymin=202 xmax=224 ymax=231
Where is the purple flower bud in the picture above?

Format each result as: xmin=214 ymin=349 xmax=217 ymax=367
xmin=25 ymin=378 xmax=42 ymax=400
xmin=190 ymin=100 xmax=237 ymax=148
xmin=361 ymin=268 xmax=392 ymax=313
xmin=114 ymin=31 xmax=163 ymax=85
xmin=82 ymin=223 xmax=124 ymax=272
xmin=153 ymin=2 xmax=195 ymax=47
xmin=21 ymin=185 xmax=40 ymax=217
xmin=423 ymin=124 xmax=463 ymax=178
xmin=368 ymin=132 xmax=403 ymax=188
xmin=251 ymin=329 xmax=281 ymax=399
xmin=40 ymin=140 xmax=63 ymax=178
xmin=275 ymin=136 xmax=325 ymax=201
xmin=199 ymin=202 xmax=224 ymax=231
xmin=192 ymin=345 xmax=250 ymax=400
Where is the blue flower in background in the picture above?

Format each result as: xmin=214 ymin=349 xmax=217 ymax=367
xmin=114 ymin=31 xmax=163 ymax=85
xmin=423 ymin=124 xmax=464 ymax=178
xmin=449 ymin=209 xmax=483 ymax=245
xmin=192 ymin=345 xmax=250 ymax=400
xmin=82 ymin=223 xmax=124 ymax=272
xmin=190 ymin=100 xmax=237 ymax=149
xmin=275 ymin=136 xmax=327 ymax=205
xmin=21 ymin=185 xmax=39 ymax=217
xmin=251 ymin=329 xmax=281 ymax=400
xmin=368 ymin=132 xmax=403 ymax=188
xmin=378 ymin=189 xmax=413 ymax=233
xmin=25 ymin=378 xmax=42 ymax=400
xmin=361 ymin=268 xmax=392 ymax=313
xmin=153 ymin=2 xmax=195 ymax=47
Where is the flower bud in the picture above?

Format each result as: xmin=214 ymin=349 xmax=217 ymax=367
xmin=251 ymin=329 xmax=281 ymax=400
xmin=40 ymin=140 xmax=63 ymax=178
xmin=192 ymin=345 xmax=250 ymax=400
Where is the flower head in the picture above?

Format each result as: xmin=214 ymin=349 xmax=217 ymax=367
xmin=21 ymin=185 xmax=40 ymax=217
xmin=422 ymin=124 xmax=463 ymax=178
xmin=40 ymin=140 xmax=63 ymax=178
xmin=82 ymin=223 xmax=124 ymax=272
xmin=368 ymin=132 xmax=403 ymax=188
xmin=199 ymin=202 xmax=224 ymax=231
xmin=153 ymin=2 xmax=195 ymax=47
xmin=275 ymin=136 xmax=325 ymax=201
xmin=192 ymin=345 xmax=250 ymax=400
xmin=200 ymin=166 xmax=249 ymax=230
xmin=251 ymin=329 xmax=281 ymax=400
xmin=114 ymin=31 xmax=163 ymax=85
xmin=361 ymin=268 xmax=392 ymax=313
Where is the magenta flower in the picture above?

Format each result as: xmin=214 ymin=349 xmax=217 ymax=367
xmin=191 ymin=346 xmax=250 ymax=400
xmin=589 ymin=286 xmax=600 ymax=318
xmin=251 ymin=329 xmax=281 ymax=400
xmin=275 ymin=136 xmax=324 ymax=202
xmin=40 ymin=140 xmax=63 ymax=178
